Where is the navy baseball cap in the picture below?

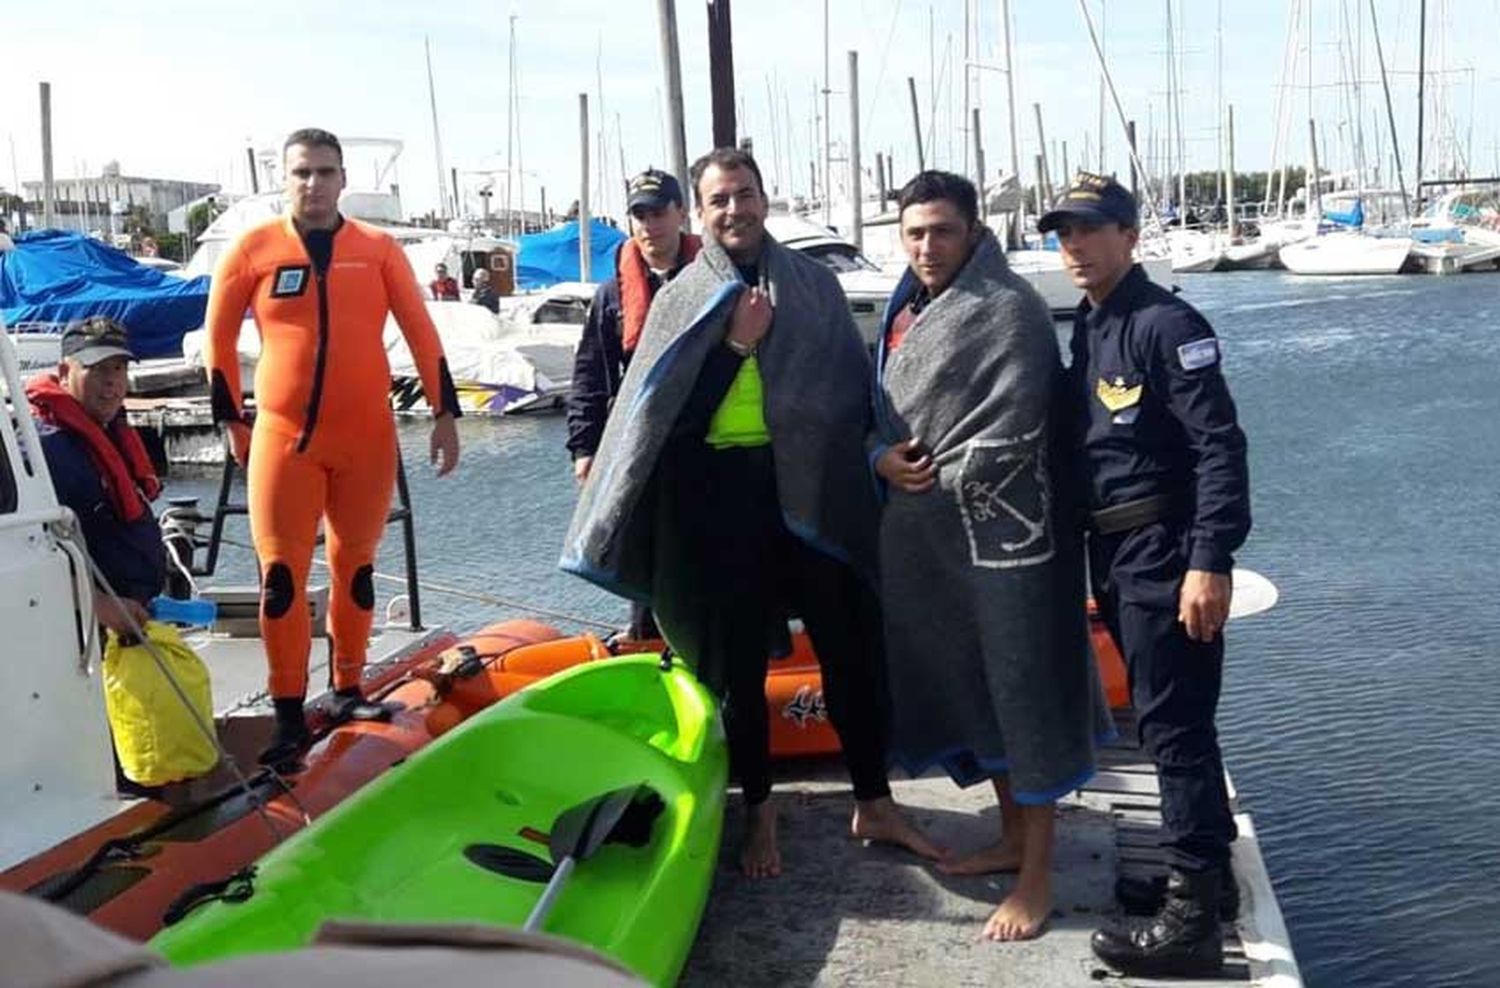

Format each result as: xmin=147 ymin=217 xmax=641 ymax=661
xmin=1037 ymin=171 xmax=1139 ymax=233
xmin=61 ymin=316 xmax=136 ymax=366
xmin=627 ymin=169 xmax=684 ymax=212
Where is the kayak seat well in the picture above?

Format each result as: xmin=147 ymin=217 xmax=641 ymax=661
xmin=513 ymin=657 xmax=718 ymax=765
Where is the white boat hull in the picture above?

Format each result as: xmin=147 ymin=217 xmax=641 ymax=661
xmin=1006 ymin=251 xmax=1173 ymax=313
xmin=1218 ymin=239 xmax=1280 ymax=270
xmin=1278 ymin=235 xmax=1412 ymax=275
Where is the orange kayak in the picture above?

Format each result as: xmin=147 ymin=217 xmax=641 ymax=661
xmin=427 ymin=607 xmax=1133 ymax=759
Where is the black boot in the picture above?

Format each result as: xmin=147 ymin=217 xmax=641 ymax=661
xmin=328 ymin=686 xmax=395 ymax=723
xmin=258 ymin=698 xmax=312 ymax=772
xmin=1092 ymin=867 xmax=1224 ymax=977
xmin=1115 ymin=859 xmax=1239 ymax=920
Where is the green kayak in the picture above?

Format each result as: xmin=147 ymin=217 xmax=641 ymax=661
xmin=150 ymin=655 xmax=727 ymax=986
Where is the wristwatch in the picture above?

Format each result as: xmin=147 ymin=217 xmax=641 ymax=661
xmin=725 ymin=337 xmax=757 ymax=358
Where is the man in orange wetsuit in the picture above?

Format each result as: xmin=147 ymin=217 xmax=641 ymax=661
xmin=204 ymin=127 xmax=461 ymax=768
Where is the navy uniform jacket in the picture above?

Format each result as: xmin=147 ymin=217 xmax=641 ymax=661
xmin=565 ymin=257 xmax=690 ymax=460
xmin=565 ymin=276 xmax=628 ymax=460
xmin=1067 ymin=264 xmax=1250 ymax=589
xmin=39 ymin=423 xmax=166 ymax=603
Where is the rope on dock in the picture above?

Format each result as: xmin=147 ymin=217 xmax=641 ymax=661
xmin=363 ymin=568 xmax=621 ymax=633
xmin=215 ymin=534 xmax=620 ymax=633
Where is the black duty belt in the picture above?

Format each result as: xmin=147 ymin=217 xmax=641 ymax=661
xmin=1089 ymin=493 xmax=1179 ymax=536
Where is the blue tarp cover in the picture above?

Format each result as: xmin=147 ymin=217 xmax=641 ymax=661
xmin=1322 ymin=198 xmax=1365 ymax=229
xmin=0 ymin=230 xmax=209 ymax=357
xmin=515 ymin=219 xmax=627 ymax=290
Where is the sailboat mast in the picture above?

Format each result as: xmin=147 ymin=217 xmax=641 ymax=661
xmin=1306 ymin=0 xmax=1317 ymax=218
xmin=505 ymin=15 xmax=517 ymax=235
xmin=654 ymin=0 xmax=691 ymax=230
xmin=848 ymin=50 xmax=863 ymax=249
xmin=1002 ymin=0 xmax=1023 ymax=244
xmin=822 ymin=0 xmax=831 ymax=225
xmin=425 ymin=36 xmax=450 ymax=220
xmin=39 ymin=83 xmax=56 ymax=229
xmin=1175 ymin=0 xmax=1186 ymax=222
xmin=1164 ymin=1 xmax=1176 ymax=219
xmin=963 ymin=0 xmax=972 ymax=177
xmin=596 ymin=38 xmax=607 ymax=221
xmin=929 ymin=4 xmax=938 ymax=158
xmin=1226 ymin=104 xmax=1237 ymax=239
xmin=1415 ymin=0 xmax=1427 ymax=212
xmin=516 ymin=39 xmax=526 ymax=234
xmin=1097 ymin=0 xmax=1107 ymax=171
xmin=1075 ymin=0 xmax=1164 ymax=233
xmin=1215 ymin=0 xmax=1223 ymax=208
xmin=1266 ymin=0 xmax=1301 ymax=218
xmin=766 ymin=76 xmax=783 ymax=195
xmin=578 ymin=93 xmax=591 ymax=280
xmin=908 ymin=77 xmax=926 ymax=171
xmin=1002 ymin=0 xmax=1019 ymax=183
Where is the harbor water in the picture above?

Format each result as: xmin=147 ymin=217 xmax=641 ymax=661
xmin=169 ymin=270 xmax=1500 ymax=988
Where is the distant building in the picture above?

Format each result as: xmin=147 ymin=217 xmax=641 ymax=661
xmin=22 ymin=161 xmax=218 ymax=237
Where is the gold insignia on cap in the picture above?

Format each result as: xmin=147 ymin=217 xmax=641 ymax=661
xmin=1096 ymin=377 xmax=1143 ymax=412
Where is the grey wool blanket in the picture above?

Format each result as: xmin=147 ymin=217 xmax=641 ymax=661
xmin=875 ymin=231 xmax=1111 ymax=801
xmin=560 ymin=235 xmax=880 ymax=611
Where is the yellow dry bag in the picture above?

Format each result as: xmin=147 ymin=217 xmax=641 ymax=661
xmin=104 ymin=621 xmax=218 ymax=786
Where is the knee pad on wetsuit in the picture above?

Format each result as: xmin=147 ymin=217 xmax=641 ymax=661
xmin=262 ymin=562 xmax=296 ymax=619
xmin=351 ymin=564 xmax=375 ymax=611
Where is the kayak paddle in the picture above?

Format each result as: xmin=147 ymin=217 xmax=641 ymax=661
xmin=523 ymin=783 xmax=664 ymax=932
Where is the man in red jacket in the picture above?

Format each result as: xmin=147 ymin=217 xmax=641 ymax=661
xmin=429 ymin=263 xmax=460 ymax=301
xmin=565 ymin=168 xmax=700 ymax=484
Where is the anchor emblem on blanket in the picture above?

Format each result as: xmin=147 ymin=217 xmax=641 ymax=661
xmin=957 ymin=430 xmax=1054 ymax=569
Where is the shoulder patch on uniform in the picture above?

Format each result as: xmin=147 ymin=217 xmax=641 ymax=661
xmin=1177 ymin=337 xmax=1220 ymax=371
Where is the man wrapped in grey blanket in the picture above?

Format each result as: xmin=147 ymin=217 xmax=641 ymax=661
xmin=872 ymin=171 xmax=1112 ymax=942
xmin=562 ymin=148 xmax=941 ymax=878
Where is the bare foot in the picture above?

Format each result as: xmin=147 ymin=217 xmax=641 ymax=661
xmin=938 ymin=836 xmax=1025 ymax=875
xmin=981 ymin=874 xmax=1052 ymax=941
xmin=740 ymin=800 xmax=781 ymax=878
xmin=851 ymin=796 xmax=945 ymax=860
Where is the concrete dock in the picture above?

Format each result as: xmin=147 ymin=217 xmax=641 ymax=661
xmin=681 ymin=717 xmax=1298 ymax=987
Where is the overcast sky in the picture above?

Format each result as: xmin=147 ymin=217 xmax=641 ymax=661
xmin=3 ymin=0 xmax=1495 ymax=220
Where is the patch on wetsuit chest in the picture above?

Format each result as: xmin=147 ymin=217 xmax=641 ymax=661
xmin=271 ymin=265 xmax=310 ymax=298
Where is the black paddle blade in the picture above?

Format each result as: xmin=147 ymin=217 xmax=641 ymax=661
xmin=606 ymin=790 xmax=665 ymax=848
xmin=548 ymin=784 xmax=660 ymax=863
xmin=463 ymin=844 xmax=556 ymax=884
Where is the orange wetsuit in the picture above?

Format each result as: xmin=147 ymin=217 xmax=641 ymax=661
xmin=204 ymin=215 xmax=459 ymax=700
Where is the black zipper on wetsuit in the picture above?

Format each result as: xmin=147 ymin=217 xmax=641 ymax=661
xmin=295 ymin=226 xmax=337 ymax=453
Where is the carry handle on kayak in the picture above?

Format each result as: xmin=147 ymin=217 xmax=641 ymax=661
xmin=522 ymin=783 xmax=663 ymax=932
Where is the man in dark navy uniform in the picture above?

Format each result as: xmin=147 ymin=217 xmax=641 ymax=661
xmin=1042 ymin=174 xmax=1250 ymax=977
